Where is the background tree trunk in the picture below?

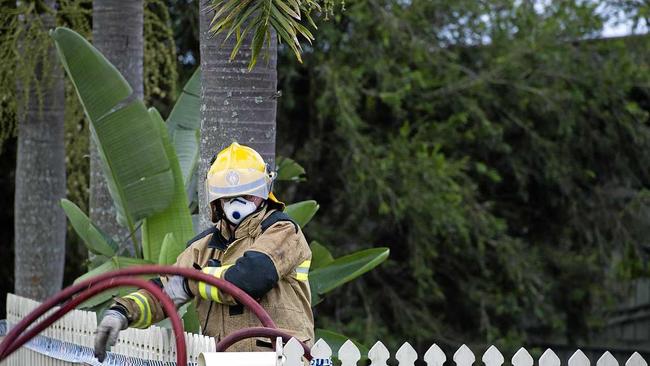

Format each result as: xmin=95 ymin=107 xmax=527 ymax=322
xmin=198 ymin=6 xmax=278 ymax=229
xmin=91 ymin=0 xmax=143 ymax=253
xmin=14 ymin=0 xmax=66 ymax=301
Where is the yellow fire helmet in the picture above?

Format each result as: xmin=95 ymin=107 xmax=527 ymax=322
xmin=206 ymin=142 xmax=282 ymax=205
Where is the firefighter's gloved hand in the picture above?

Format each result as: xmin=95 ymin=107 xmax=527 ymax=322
xmin=164 ymin=275 xmax=192 ymax=308
xmin=94 ymin=308 xmax=128 ymax=363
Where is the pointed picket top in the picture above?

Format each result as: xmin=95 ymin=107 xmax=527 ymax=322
xmin=482 ymin=346 xmax=504 ymax=366
xmin=312 ymin=339 xmax=333 ymax=360
xmin=569 ymin=350 xmax=590 ymax=366
xmin=396 ymin=342 xmax=418 ymax=366
xmin=540 ymin=349 xmax=561 ymax=366
xmin=454 ymin=345 xmax=476 ymax=366
xmin=512 ymin=348 xmax=533 ymax=366
xmin=597 ymin=352 xmax=618 ymax=366
xmin=626 ymin=353 xmax=648 ymax=366
xmin=339 ymin=340 xmax=361 ymax=366
xmin=284 ymin=338 xmax=305 ymax=366
xmin=369 ymin=341 xmax=390 ymax=366
xmin=424 ymin=344 xmax=447 ymax=366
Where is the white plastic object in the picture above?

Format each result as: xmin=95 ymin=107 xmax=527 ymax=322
xmin=199 ymin=337 xmax=284 ymax=366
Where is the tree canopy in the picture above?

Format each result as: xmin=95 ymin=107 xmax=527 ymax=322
xmin=275 ymin=0 xmax=650 ymax=351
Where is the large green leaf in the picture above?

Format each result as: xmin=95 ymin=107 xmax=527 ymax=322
xmin=142 ymin=108 xmax=195 ymax=262
xmin=182 ymin=303 xmax=200 ymax=333
xmin=310 ymin=248 xmax=390 ymax=304
xmin=155 ymin=302 xmax=200 ymax=334
xmin=285 ymin=200 xmax=319 ymax=228
xmin=310 ymin=241 xmax=334 ymax=270
xmin=73 ymin=256 xmax=153 ymax=308
xmin=158 ymin=233 xmax=185 ymax=265
xmin=276 ymin=156 xmax=306 ymax=181
xmin=60 ymin=199 xmax=118 ymax=257
xmin=52 ymin=27 xmax=175 ymax=231
xmin=87 ymin=255 xmax=110 ymax=271
xmin=314 ymin=329 xmax=369 ymax=358
xmin=167 ymin=69 xmax=201 ymax=187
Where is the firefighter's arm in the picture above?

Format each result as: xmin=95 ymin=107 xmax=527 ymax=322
xmin=111 ymin=246 xmax=196 ymax=329
xmin=187 ymin=221 xmax=309 ymax=305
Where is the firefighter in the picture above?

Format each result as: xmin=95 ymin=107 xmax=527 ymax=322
xmin=94 ymin=142 xmax=314 ymax=362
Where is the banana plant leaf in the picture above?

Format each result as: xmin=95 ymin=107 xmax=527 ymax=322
xmin=51 ymin=27 xmax=175 ymax=231
xmin=310 ymin=248 xmax=390 ymax=304
xmin=285 ymin=200 xmax=319 ymax=228
xmin=167 ymin=69 xmax=201 ymax=188
xmin=60 ymin=199 xmax=118 ymax=257
xmin=141 ymin=109 xmax=195 ymax=262
xmin=87 ymin=255 xmax=110 ymax=271
xmin=154 ymin=302 xmax=200 ymax=334
xmin=310 ymin=241 xmax=334 ymax=270
xmin=158 ymin=233 xmax=185 ymax=265
xmin=73 ymin=256 xmax=153 ymax=308
xmin=276 ymin=157 xmax=306 ymax=181
xmin=181 ymin=303 xmax=201 ymax=333
xmin=315 ymin=329 xmax=369 ymax=359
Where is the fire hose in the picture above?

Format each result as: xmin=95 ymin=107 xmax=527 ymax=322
xmin=0 ymin=265 xmax=312 ymax=365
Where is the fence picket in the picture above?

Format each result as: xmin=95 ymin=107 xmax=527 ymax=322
xmin=540 ymin=349 xmax=561 ymax=366
xmin=340 ymin=340 xmax=361 ymax=366
xmin=312 ymin=339 xmax=333 ymax=360
xmin=396 ymin=342 xmax=418 ymax=366
xmin=569 ymin=350 xmax=590 ymax=366
xmin=369 ymin=341 xmax=390 ymax=366
xmin=483 ymin=345 xmax=504 ymax=366
xmin=424 ymin=344 xmax=446 ymax=366
xmin=626 ymin=353 xmax=648 ymax=366
xmin=454 ymin=345 xmax=476 ymax=366
xmin=598 ymin=352 xmax=619 ymax=366
xmin=283 ymin=337 xmax=304 ymax=366
xmin=512 ymin=348 xmax=533 ymax=366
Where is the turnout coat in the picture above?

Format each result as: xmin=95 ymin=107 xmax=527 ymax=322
xmin=114 ymin=205 xmax=314 ymax=351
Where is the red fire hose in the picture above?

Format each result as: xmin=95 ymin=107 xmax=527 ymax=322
xmin=0 ymin=265 xmax=312 ymax=365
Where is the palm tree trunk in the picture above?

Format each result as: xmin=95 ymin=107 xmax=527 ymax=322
xmin=14 ymin=0 xmax=66 ymax=301
xmin=91 ymin=0 xmax=143 ymax=254
xmin=198 ymin=5 xmax=278 ymax=229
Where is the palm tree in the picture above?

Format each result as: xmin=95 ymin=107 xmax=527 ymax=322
xmin=91 ymin=0 xmax=144 ymax=253
xmin=197 ymin=5 xmax=278 ymax=228
xmin=14 ymin=0 xmax=66 ymax=301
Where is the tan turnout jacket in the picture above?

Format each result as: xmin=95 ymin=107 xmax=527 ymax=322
xmin=114 ymin=205 xmax=314 ymax=351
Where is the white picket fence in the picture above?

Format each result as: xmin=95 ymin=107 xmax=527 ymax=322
xmin=291 ymin=339 xmax=648 ymax=366
xmin=2 ymin=293 xmax=649 ymax=366
xmin=2 ymin=293 xmax=216 ymax=365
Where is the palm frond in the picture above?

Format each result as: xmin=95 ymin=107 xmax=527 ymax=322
xmin=207 ymin=0 xmax=342 ymax=70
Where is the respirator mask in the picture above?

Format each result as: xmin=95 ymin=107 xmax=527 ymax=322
xmin=223 ymin=197 xmax=258 ymax=225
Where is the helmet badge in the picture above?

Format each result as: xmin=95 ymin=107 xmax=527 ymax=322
xmin=226 ymin=170 xmax=240 ymax=186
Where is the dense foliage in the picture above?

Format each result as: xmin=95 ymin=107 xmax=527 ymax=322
xmin=1 ymin=0 xmax=649 ymax=353
xmin=275 ymin=0 xmax=650 ymax=351
xmin=0 ymin=0 xmax=178 ymax=316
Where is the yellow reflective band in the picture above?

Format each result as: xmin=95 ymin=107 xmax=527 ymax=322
xmin=295 ymin=260 xmax=311 ymax=281
xmin=124 ymin=293 xmax=151 ymax=328
xmin=199 ymin=265 xmax=232 ymax=303
xmin=198 ymin=267 xmax=217 ymax=301
xmin=212 ymin=265 xmax=232 ymax=303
